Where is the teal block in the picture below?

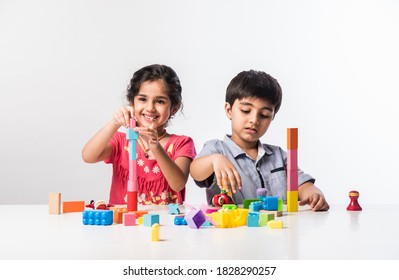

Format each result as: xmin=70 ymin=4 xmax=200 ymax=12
xmin=247 ymin=212 xmax=259 ymax=227
xmin=126 ymin=129 xmax=138 ymax=140
xmin=143 ymin=213 xmax=160 ymax=227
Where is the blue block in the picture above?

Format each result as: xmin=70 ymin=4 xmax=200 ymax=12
xmin=247 ymin=213 xmax=259 ymax=227
xmin=82 ymin=210 xmax=113 ymax=226
xmin=143 ymin=213 xmax=160 ymax=227
xmin=126 ymin=129 xmax=139 ymax=140
xmin=249 ymin=201 xmax=262 ymax=212
xmin=174 ymin=216 xmax=187 ymax=225
xmin=168 ymin=203 xmax=180 ymax=215
xmin=262 ymin=196 xmax=279 ymax=211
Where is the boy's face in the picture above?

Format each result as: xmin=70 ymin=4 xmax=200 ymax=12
xmin=225 ymin=97 xmax=275 ymax=147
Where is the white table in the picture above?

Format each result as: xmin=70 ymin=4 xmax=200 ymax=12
xmin=0 ymin=204 xmax=398 ymax=260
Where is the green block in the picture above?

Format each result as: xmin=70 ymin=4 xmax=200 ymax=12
xmin=243 ymin=199 xmax=262 ymax=209
xmin=278 ymin=198 xmax=283 ymax=211
xmin=259 ymin=213 xmax=275 ymax=226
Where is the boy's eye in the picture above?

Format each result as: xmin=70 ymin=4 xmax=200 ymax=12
xmin=260 ymin=114 xmax=270 ymax=119
xmin=241 ymin=110 xmax=250 ymax=114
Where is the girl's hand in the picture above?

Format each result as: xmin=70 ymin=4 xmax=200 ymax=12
xmin=112 ymin=106 xmax=134 ymax=128
xmin=134 ymin=121 xmax=161 ymax=149
xmin=212 ymin=154 xmax=242 ymax=193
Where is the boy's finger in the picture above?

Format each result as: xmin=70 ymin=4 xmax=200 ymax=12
xmin=232 ymin=169 xmax=242 ymax=189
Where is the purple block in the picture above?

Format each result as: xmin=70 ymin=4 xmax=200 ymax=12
xmin=184 ymin=209 xmax=206 ymax=229
xmin=256 ymin=188 xmax=267 ymax=197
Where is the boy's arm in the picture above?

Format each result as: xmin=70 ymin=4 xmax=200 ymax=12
xmin=298 ymin=182 xmax=330 ymax=211
xmin=190 ymin=154 xmax=242 ymax=193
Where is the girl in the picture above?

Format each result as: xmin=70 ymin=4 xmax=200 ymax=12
xmin=82 ymin=64 xmax=196 ymax=205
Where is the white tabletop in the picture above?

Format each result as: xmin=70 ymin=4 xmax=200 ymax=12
xmin=0 ymin=204 xmax=398 ymax=260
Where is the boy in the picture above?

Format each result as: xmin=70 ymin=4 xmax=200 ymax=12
xmin=190 ymin=70 xmax=329 ymax=211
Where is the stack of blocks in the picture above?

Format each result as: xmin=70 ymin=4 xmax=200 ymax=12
xmin=287 ymin=128 xmax=298 ymax=212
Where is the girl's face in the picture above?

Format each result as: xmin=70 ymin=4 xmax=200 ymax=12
xmin=133 ymin=79 xmax=174 ymax=130
xmin=225 ymin=97 xmax=275 ymax=148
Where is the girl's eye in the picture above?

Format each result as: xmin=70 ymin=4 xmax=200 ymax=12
xmin=138 ymin=97 xmax=146 ymax=102
xmin=156 ymin=100 xmax=165 ymax=104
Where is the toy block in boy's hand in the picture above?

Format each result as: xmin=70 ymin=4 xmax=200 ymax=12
xmin=62 ymin=201 xmax=85 ymax=213
xmin=49 ymin=192 xmax=61 ymax=215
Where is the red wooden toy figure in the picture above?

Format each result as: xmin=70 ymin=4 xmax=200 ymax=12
xmin=347 ymin=190 xmax=362 ymax=211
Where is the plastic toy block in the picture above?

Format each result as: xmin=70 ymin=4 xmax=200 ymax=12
xmin=137 ymin=216 xmax=143 ymax=225
xmin=259 ymin=213 xmax=275 ymax=226
xmin=260 ymin=210 xmax=283 ymax=217
xmin=222 ymin=204 xmax=238 ymax=210
xmin=243 ymin=198 xmax=262 ymax=209
xmin=210 ymin=208 xmax=249 ymax=228
xmin=168 ymin=203 xmax=180 ymax=215
xmin=287 ymin=149 xmax=298 ymax=171
xmin=123 ymin=213 xmax=137 ymax=226
xmin=82 ymin=210 xmax=113 ymax=226
xmin=63 ymin=201 xmax=85 ymax=213
xmin=202 ymin=220 xmax=212 ymax=227
xmin=287 ymin=169 xmax=298 ymax=191
xmin=287 ymin=190 xmax=298 ymax=212
xmin=278 ymin=198 xmax=283 ymax=211
xmin=185 ymin=209 xmax=206 ymax=229
xmin=262 ymin=196 xmax=279 ymax=211
xmin=143 ymin=213 xmax=160 ymax=227
xmin=247 ymin=212 xmax=260 ymax=227
xmin=267 ymin=220 xmax=283 ymax=229
xmin=49 ymin=192 xmax=61 ymax=215
xmin=126 ymin=128 xmax=139 ymax=140
xmin=132 ymin=210 xmax=148 ymax=219
xmin=249 ymin=201 xmax=262 ymax=212
xmin=256 ymin=188 xmax=268 ymax=197
xmin=113 ymin=207 xmax=128 ymax=224
xmin=174 ymin=215 xmax=188 ymax=225
xmin=287 ymin=128 xmax=298 ymax=150
xmin=151 ymin=223 xmax=160 ymax=241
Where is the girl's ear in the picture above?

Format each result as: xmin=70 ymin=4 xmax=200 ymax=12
xmin=224 ymin=102 xmax=232 ymax=120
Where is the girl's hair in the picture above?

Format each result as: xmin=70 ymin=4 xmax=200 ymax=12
xmin=226 ymin=70 xmax=282 ymax=115
xmin=127 ymin=64 xmax=183 ymax=113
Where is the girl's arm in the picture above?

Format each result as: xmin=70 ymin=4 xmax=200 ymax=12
xmin=81 ymin=120 xmax=119 ymax=163
xmin=82 ymin=106 xmax=133 ymax=163
xmin=151 ymin=143 xmax=192 ymax=192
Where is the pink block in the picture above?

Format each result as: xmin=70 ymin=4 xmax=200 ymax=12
xmin=287 ymin=169 xmax=298 ymax=191
xmin=287 ymin=149 xmax=298 ymax=171
xmin=129 ymin=160 xmax=136 ymax=181
xmin=123 ymin=213 xmax=137 ymax=226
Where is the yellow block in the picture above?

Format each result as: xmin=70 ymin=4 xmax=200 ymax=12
xmin=287 ymin=190 xmax=298 ymax=212
xmin=151 ymin=223 xmax=160 ymax=241
xmin=267 ymin=220 xmax=283 ymax=229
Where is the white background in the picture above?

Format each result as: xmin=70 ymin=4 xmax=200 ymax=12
xmin=1 ymin=0 xmax=398 ymax=205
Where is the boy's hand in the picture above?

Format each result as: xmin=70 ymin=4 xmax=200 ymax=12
xmin=212 ymin=154 xmax=242 ymax=193
xmin=113 ymin=106 xmax=134 ymax=128
xmin=299 ymin=193 xmax=330 ymax=211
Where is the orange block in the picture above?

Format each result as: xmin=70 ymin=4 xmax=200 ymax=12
xmin=63 ymin=201 xmax=85 ymax=213
xmin=132 ymin=210 xmax=148 ymax=219
xmin=113 ymin=207 xmax=128 ymax=224
xmin=287 ymin=128 xmax=298 ymax=150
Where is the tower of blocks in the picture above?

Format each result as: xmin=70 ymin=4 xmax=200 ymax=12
xmin=287 ymin=128 xmax=298 ymax=212
xmin=127 ymin=118 xmax=139 ymax=212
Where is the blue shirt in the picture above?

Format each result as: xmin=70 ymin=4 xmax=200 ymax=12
xmin=193 ymin=135 xmax=315 ymax=204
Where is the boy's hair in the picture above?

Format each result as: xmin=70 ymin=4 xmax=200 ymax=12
xmin=226 ymin=70 xmax=282 ymax=115
xmin=127 ymin=64 xmax=183 ymax=113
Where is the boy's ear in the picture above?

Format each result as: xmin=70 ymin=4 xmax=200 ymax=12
xmin=224 ymin=102 xmax=232 ymax=120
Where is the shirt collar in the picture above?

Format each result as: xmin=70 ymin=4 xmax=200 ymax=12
xmin=223 ymin=134 xmax=273 ymax=159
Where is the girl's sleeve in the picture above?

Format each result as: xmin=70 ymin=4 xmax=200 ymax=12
xmin=172 ymin=136 xmax=197 ymax=160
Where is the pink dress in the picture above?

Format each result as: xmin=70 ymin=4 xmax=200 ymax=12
xmin=105 ymin=132 xmax=196 ymax=205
